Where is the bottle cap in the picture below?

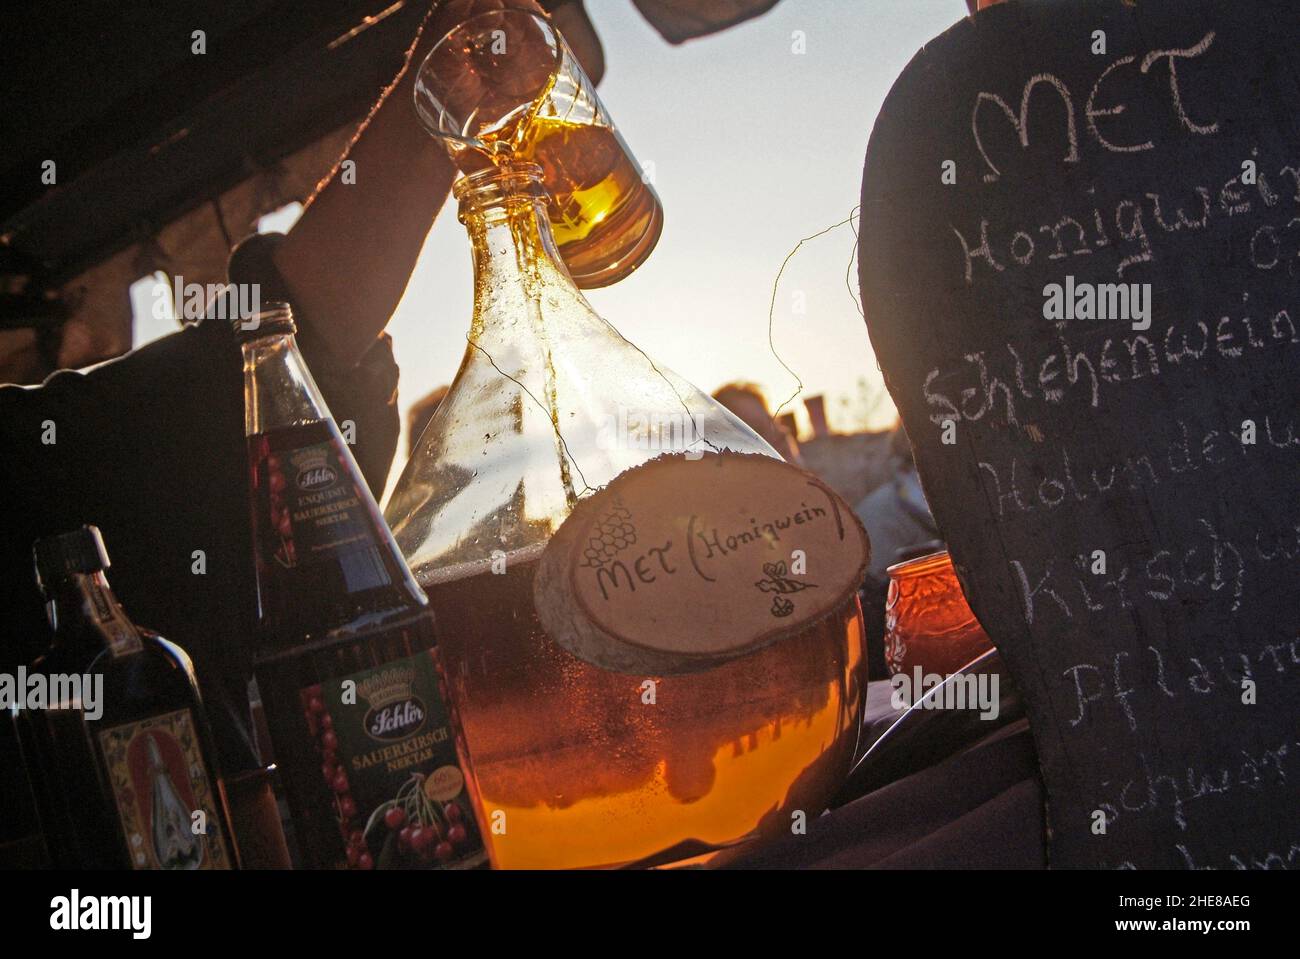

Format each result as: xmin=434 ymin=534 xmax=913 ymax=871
xmin=33 ymin=525 xmax=111 ymax=592
xmin=233 ymin=302 xmax=296 ymax=341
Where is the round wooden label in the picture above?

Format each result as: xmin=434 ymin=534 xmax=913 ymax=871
xmin=534 ymin=452 xmax=871 ymax=674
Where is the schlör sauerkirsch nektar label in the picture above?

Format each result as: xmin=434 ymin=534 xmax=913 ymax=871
xmin=263 ymin=436 xmax=392 ymax=592
xmin=301 ymin=650 xmax=484 ymax=870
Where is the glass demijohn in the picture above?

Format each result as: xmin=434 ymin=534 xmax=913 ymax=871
xmin=385 ymin=163 xmax=866 ymax=869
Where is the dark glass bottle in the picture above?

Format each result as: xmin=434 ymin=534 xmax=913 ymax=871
xmin=14 ymin=526 xmax=238 ymax=869
xmin=240 ymin=304 xmax=485 ymax=870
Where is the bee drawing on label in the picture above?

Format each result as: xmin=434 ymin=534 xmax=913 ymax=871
xmin=755 ymin=561 xmax=817 ymax=617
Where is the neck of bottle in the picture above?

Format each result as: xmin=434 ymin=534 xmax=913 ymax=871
xmin=458 ymin=164 xmax=584 ymax=343
xmin=240 ymin=326 xmax=330 ymax=439
xmin=46 ymin=571 xmax=143 ymax=659
xmin=240 ymin=307 xmax=426 ymax=637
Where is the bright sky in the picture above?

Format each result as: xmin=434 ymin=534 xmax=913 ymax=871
xmin=129 ymin=2 xmax=968 ymax=486
xmin=383 ymin=0 xmax=968 ymax=478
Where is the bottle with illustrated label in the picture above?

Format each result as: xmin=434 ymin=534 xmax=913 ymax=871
xmin=14 ymin=526 xmax=238 ymax=870
xmin=240 ymin=304 xmax=486 ymax=870
xmin=385 ymin=163 xmax=870 ymax=869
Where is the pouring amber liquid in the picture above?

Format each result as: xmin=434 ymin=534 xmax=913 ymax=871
xmin=418 ymin=9 xmax=663 ymax=287
xmin=502 ymin=118 xmax=660 ymax=287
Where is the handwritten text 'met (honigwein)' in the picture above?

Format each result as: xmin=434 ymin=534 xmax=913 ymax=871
xmin=588 ymin=498 xmax=835 ymax=602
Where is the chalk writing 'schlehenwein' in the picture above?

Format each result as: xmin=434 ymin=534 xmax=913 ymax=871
xmin=238 ymin=304 xmax=485 ymax=870
xmin=14 ymin=526 xmax=238 ymax=869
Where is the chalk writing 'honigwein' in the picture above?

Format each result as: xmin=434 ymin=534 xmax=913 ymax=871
xmin=952 ymin=154 xmax=1300 ymax=285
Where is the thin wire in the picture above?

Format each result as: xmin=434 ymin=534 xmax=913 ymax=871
xmin=844 ymin=206 xmax=864 ymax=319
xmin=467 ymin=335 xmax=596 ymax=496
xmin=211 ymin=196 xmax=233 ymax=249
xmin=768 ymin=209 xmax=862 ymax=421
xmin=601 ymin=320 xmax=722 ymax=456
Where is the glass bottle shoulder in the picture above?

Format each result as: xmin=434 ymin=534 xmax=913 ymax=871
xmin=386 ymin=166 xmax=781 ymax=579
xmin=87 ymin=631 xmax=203 ymax=724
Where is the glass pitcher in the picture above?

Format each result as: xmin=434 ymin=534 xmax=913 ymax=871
xmin=385 ymin=162 xmax=865 ymax=869
xmin=414 ymin=8 xmax=663 ymax=288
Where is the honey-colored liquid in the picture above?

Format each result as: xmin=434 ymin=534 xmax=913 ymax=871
xmin=456 ymin=116 xmax=663 ymax=288
xmin=422 ymin=545 xmax=865 ymax=869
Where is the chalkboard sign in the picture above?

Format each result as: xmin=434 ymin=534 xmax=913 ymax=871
xmin=860 ymin=0 xmax=1300 ymax=868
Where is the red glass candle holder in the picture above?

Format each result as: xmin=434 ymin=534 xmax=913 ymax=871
xmin=884 ymin=550 xmax=993 ymax=677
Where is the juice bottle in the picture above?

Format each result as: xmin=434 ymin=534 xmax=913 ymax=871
xmin=241 ymin=305 xmax=485 ymax=870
